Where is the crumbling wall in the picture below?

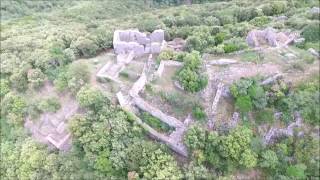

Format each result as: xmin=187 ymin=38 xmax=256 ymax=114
xmin=113 ymin=29 xmax=166 ymax=56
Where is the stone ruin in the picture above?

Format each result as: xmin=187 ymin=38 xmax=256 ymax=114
xmin=246 ymin=27 xmax=299 ymax=48
xmin=96 ymin=29 xmax=166 ymax=83
xmin=24 ymin=95 xmax=78 ymax=151
xmin=113 ymin=29 xmax=166 ymax=56
xmin=112 ymin=54 xmax=194 ymax=157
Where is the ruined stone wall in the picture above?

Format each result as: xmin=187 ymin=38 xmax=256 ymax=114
xmin=113 ymin=29 xmax=166 ymax=56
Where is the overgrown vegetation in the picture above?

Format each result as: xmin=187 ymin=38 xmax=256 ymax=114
xmin=1 ymin=0 xmax=319 ymax=179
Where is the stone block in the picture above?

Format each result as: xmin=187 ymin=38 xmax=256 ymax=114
xmin=151 ymin=42 xmax=161 ymax=54
xmin=150 ymin=29 xmax=164 ymax=43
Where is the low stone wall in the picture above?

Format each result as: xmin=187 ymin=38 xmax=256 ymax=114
xmin=263 ymin=112 xmax=303 ymax=144
xmin=156 ymin=60 xmax=183 ymax=78
xmin=133 ymin=96 xmax=183 ymax=128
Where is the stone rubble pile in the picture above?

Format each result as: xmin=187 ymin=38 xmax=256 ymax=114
xmin=246 ymin=27 xmax=299 ymax=47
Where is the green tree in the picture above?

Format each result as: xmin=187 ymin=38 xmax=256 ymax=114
xmin=286 ymin=164 xmax=307 ymax=179
xmin=260 ymin=150 xmax=279 ymax=170
xmin=184 ymin=125 xmax=207 ymax=151
xmin=27 ymin=68 xmax=46 ymax=89
xmin=140 ymin=149 xmax=183 ymax=179
xmin=1 ymin=93 xmax=27 ymax=125
xmin=239 ymin=149 xmax=257 ymax=168
xmin=235 ymin=96 xmax=253 ymax=113
xmin=76 ymin=86 xmax=105 ymax=111
xmin=220 ymin=126 xmax=253 ymax=161
xmin=0 ymin=79 xmax=10 ymax=97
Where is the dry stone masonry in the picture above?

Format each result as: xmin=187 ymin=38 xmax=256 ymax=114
xmin=113 ymin=29 xmax=166 ymax=55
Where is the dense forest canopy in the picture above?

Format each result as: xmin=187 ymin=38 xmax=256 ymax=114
xmin=1 ymin=0 xmax=319 ymax=179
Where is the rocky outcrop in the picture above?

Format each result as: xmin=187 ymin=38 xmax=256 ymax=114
xmin=246 ymin=28 xmax=299 ymax=48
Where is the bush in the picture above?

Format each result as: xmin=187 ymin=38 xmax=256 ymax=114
xmin=176 ymin=13 xmax=201 ymax=27
xmin=70 ymin=36 xmax=99 ymax=58
xmin=302 ymin=23 xmax=320 ymax=42
xmin=185 ymin=35 xmax=207 ymax=53
xmin=254 ymin=108 xmax=274 ymax=124
xmin=141 ymin=112 xmax=172 ymax=132
xmin=92 ymin=30 xmax=113 ymax=49
xmin=192 ymin=105 xmax=206 ymax=121
xmin=223 ymin=44 xmax=238 ymax=53
xmin=38 ymin=97 xmax=61 ymax=113
xmin=234 ymin=7 xmax=259 ymax=22
xmin=184 ymin=125 xmax=207 ymax=151
xmin=137 ymin=17 xmax=163 ymax=32
xmin=262 ymin=1 xmax=287 ymax=16
xmin=162 ymin=15 xmax=176 ymax=27
xmin=223 ymin=37 xmax=248 ymax=53
xmin=178 ymin=68 xmax=208 ymax=93
xmin=1 ymin=93 xmax=27 ymax=125
xmin=235 ymin=96 xmax=253 ymax=113
xmin=27 ymin=69 xmax=46 ymax=89
xmin=250 ymin=16 xmax=271 ymax=27
xmin=76 ymin=86 xmax=104 ymax=111
xmin=67 ymin=62 xmax=90 ymax=94
xmin=214 ymin=32 xmax=225 ymax=45
xmin=10 ymin=71 xmax=28 ymax=92
xmin=0 ymin=79 xmax=10 ymax=97
xmin=204 ymin=16 xmax=220 ymax=26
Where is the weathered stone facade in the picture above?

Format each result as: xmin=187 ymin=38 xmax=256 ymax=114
xmin=113 ymin=29 xmax=166 ymax=56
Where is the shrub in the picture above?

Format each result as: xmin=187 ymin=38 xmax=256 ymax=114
xmin=176 ymin=13 xmax=201 ymax=27
xmin=192 ymin=105 xmax=206 ymax=121
xmin=223 ymin=44 xmax=238 ymax=53
xmin=178 ymin=68 xmax=208 ymax=93
xmin=204 ymin=16 xmax=220 ymax=26
xmin=250 ymin=16 xmax=271 ymax=27
xmin=66 ymin=62 xmax=90 ymax=94
xmin=185 ymin=35 xmax=207 ymax=52
xmin=184 ymin=125 xmax=207 ymax=151
xmin=137 ymin=17 xmax=163 ymax=32
xmin=157 ymin=49 xmax=177 ymax=61
xmin=230 ymin=22 xmax=253 ymax=37
xmin=214 ymin=32 xmax=225 ymax=45
xmin=223 ymin=37 xmax=248 ymax=53
xmin=0 ymin=79 xmax=10 ymax=97
xmin=1 ymin=93 xmax=27 ymax=125
xmin=27 ymin=69 xmax=46 ymax=89
xmin=10 ymin=71 xmax=28 ymax=92
xmin=92 ymin=30 xmax=113 ymax=49
xmin=38 ymin=97 xmax=61 ymax=113
xmin=234 ymin=7 xmax=259 ymax=22
xmin=302 ymin=23 xmax=320 ymax=42
xmin=260 ymin=150 xmax=279 ymax=170
xmin=262 ymin=1 xmax=287 ymax=16
xmin=70 ymin=36 xmax=99 ymax=58
xmin=141 ymin=112 xmax=172 ymax=132
xmin=183 ymin=51 xmax=202 ymax=70
xmin=76 ymin=86 xmax=104 ymax=111
xmin=254 ymin=108 xmax=275 ymax=124
xmin=119 ymin=71 xmax=129 ymax=79
xmin=235 ymin=96 xmax=253 ymax=113
xmin=162 ymin=16 xmax=176 ymax=27
xmin=54 ymin=62 xmax=90 ymax=94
